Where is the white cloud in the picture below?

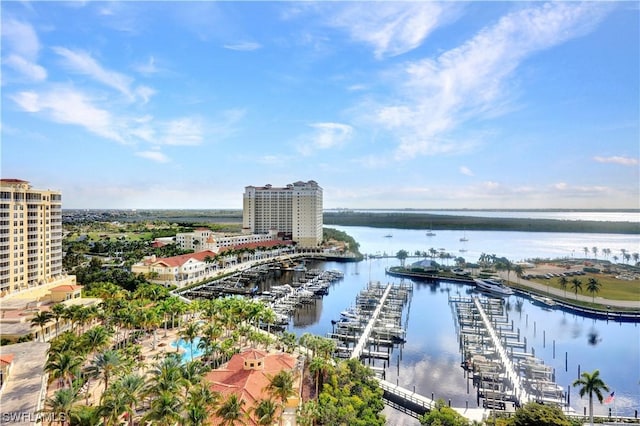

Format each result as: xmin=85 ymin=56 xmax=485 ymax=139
xmin=1 ymin=19 xmax=47 ymax=82
xmin=593 ymin=156 xmax=639 ymax=166
xmin=327 ymin=3 xmax=456 ymax=59
xmin=135 ymin=85 xmax=156 ymax=104
xmin=1 ymin=19 xmax=41 ymax=59
xmin=53 ymin=47 xmax=136 ymax=99
xmin=133 ymin=56 xmax=159 ymax=75
xmin=459 ymin=166 xmax=474 ymax=176
xmin=11 ymin=87 xmax=124 ymax=143
xmin=4 ymin=54 xmax=47 ymax=82
xmin=223 ymin=41 xmax=262 ymax=51
xmin=361 ymin=2 xmax=609 ymax=160
xmin=161 ymin=117 xmax=203 ymax=146
xmin=136 ymin=150 xmax=170 ymax=163
xmin=298 ymin=122 xmax=353 ymax=156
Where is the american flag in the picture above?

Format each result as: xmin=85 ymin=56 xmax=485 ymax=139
xmin=604 ymin=392 xmax=615 ymax=404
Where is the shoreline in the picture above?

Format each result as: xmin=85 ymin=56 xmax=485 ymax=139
xmin=384 ymin=265 xmax=640 ymax=317
xmin=324 ymin=211 xmax=640 ymax=234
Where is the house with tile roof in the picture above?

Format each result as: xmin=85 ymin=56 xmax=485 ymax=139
xmin=204 ymin=349 xmax=303 ymax=425
xmin=131 ymin=239 xmax=295 ymax=288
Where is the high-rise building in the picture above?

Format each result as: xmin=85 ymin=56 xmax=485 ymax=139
xmin=0 ymin=179 xmax=66 ymax=296
xmin=243 ymin=180 xmax=323 ymax=247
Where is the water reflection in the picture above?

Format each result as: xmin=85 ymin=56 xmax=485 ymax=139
xmin=284 ymin=228 xmax=639 ymax=419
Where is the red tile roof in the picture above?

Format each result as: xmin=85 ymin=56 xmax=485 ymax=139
xmin=49 ymin=285 xmax=82 ymax=292
xmin=150 ymin=250 xmax=218 ymax=267
xmin=218 ymin=240 xmax=294 ymax=253
xmin=0 ymin=179 xmax=28 ymax=184
xmin=204 ymin=349 xmax=297 ymax=425
xmin=0 ymin=354 xmax=15 ymax=366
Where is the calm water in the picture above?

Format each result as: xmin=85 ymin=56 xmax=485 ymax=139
xmin=287 ymin=226 xmax=640 ymax=424
xmin=338 ymin=210 xmax=640 ymax=223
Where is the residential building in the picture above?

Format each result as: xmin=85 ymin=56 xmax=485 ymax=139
xmin=131 ymin=240 xmax=294 ymax=288
xmin=243 ymin=180 xmax=323 ymax=247
xmin=204 ymin=348 xmax=303 ymax=426
xmin=0 ymin=179 xmax=73 ymax=298
xmin=175 ymin=228 xmax=281 ymax=252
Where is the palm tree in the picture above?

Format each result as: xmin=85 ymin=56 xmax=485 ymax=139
xmin=43 ymin=387 xmax=80 ymax=426
xmin=573 ymin=370 xmax=609 ymax=426
xmin=571 ymin=278 xmax=583 ymax=300
xmin=215 ymin=393 xmax=246 ymax=426
xmin=266 ymin=370 xmax=296 ymax=425
xmin=81 ymin=325 xmax=113 ymax=356
xmin=558 ymin=276 xmax=568 ymax=297
xmin=142 ymin=390 xmax=183 ymax=426
xmin=85 ymin=350 xmax=124 ymax=393
xmin=31 ymin=311 xmax=54 ymax=342
xmin=180 ymin=321 xmax=201 ymax=362
xmin=45 ymin=351 xmax=84 ymax=389
xmin=183 ymin=384 xmax=219 ymax=426
xmin=115 ymin=373 xmax=146 ymax=426
xmin=51 ymin=303 xmax=67 ymax=338
xmin=147 ymin=354 xmax=187 ymax=395
xmin=69 ymin=405 xmax=102 ymax=426
xmin=253 ymin=398 xmax=278 ymax=426
xmin=395 ymin=250 xmax=408 ymax=268
xmin=586 ymin=277 xmax=602 ymax=302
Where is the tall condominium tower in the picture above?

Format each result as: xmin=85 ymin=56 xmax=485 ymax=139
xmin=243 ymin=180 xmax=323 ymax=247
xmin=0 ymin=179 xmax=65 ymax=296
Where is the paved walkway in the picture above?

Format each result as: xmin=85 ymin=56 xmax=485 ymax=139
xmin=496 ymin=266 xmax=640 ymax=309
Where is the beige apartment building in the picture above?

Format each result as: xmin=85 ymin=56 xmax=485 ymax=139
xmin=243 ymin=180 xmax=323 ymax=247
xmin=0 ymin=179 xmax=71 ymax=297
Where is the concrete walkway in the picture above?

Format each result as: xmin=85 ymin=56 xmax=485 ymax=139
xmin=496 ymin=267 xmax=640 ymax=309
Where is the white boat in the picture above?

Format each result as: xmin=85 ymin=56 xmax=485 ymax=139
xmin=474 ymin=278 xmax=514 ymax=297
xmin=340 ymin=308 xmax=360 ymax=320
xmin=531 ymin=294 xmax=556 ymax=308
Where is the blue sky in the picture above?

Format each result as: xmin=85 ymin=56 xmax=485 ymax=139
xmin=2 ymin=1 xmax=638 ymax=210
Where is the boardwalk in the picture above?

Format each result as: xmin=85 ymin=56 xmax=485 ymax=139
xmin=472 ymin=297 xmax=533 ymax=405
xmin=350 ymin=283 xmax=393 ymax=359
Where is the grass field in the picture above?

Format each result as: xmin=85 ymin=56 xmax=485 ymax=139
xmin=514 ymin=272 xmax=640 ymax=306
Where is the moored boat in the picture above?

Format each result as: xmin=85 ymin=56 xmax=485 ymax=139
xmin=474 ymin=278 xmax=514 ymax=297
xmin=531 ymin=294 xmax=556 ymax=308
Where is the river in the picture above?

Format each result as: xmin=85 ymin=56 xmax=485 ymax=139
xmin=286 ymin=226 xmax=640 ymax=425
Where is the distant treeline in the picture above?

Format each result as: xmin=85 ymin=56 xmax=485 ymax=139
xmin=323 ymin=211 xmax=640 ymax=234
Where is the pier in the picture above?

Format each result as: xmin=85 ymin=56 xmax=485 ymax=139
xmin=451 ymin=295 xmax=566 ymax=410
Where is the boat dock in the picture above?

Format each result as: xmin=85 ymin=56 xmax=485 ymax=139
xmin=450 ymin=295 xmax=566 ymax=410
xmin=328 ymin=281 xmax=412 ymax=361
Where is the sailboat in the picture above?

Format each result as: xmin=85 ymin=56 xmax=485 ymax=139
xmin=426 ymin=223 xmax=436 ymax=236
xmin=459 ymin=229 xmax=469 ymax=242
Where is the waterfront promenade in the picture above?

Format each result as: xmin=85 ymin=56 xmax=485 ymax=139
xmin=495 ymin=266 xmax=640 ymax=310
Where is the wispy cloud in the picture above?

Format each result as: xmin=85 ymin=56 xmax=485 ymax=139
xmin=4 ymin=54 xmax=47 ymax=82
xmin=53 ymin=47 xmax=154 ymax=103
xmin=11 ymin=87 xmax=124 ymax=143
xmin=133 ymin=56 xmax=160 ymax=75
xmin=161 ymin=117 xmax=203 ymax=146
xmin=298 ymin=122 xmax=353 ymax=156
xmin=1 ymin=19 xmax=47 ymax=82
xmin=223 ymin=41 xmax=262 ymax=51
xmin=327 ymin=3 xmax=458 ymax=59
xmin=459 ymin=166 xmax=474 ymax=176
xmin=361 ymin=2 xmax=609 ymax=160
xmin=136 ymin=150 xmax=170 ymax=163
xmin=1 ymin=19 xmax=41 ymax=59
xmin=593 ymin=156 xmax=638 ymax=166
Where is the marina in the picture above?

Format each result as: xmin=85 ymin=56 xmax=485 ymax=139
xmin=450 ymin=295 xmax=566 ymax=411
xmin=328 ymin=281 xmax=412 ymax=362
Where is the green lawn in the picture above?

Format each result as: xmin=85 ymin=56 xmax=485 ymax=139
xmin=517 ymin=273 xmax=640 ymax=302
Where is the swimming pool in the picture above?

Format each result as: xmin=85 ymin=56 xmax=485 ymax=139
xmin=170 ymin=337 xmax=203 ymax=362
